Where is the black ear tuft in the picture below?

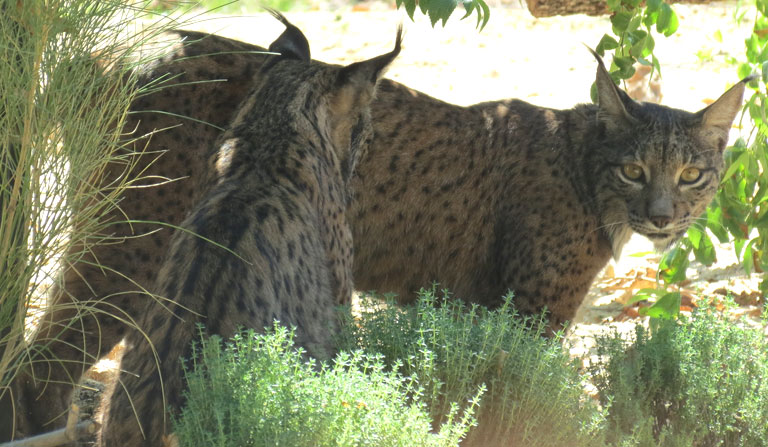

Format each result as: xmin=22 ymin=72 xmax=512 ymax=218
xmin=265 ymin=7 xmax=310 ymax=63
xmin=328 ymin=26 xmax=402 ymax=123
xmin=338 ymin=25 xmax=402 ymax=86
xmin=585 ymin=46 xmax=607 ymax=72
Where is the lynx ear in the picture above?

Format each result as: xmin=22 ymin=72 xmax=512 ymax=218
xmin=265 ymin=8 xmax=310 ymax=62
xmin=588 ymin=48 xmax=636 ymax=130
xmin=332 ymin=25 xmax=402 ymax=115
xmin=695 ymin=76 xmax=753 ymax=151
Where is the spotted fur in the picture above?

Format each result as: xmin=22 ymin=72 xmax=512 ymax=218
xmin=353 ymin=57 xmax=747 ymax=329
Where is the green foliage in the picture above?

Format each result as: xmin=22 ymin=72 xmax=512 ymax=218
xmin=591 ymin=306 xmax=768 ymax=446
xmin=591 ymin=0 xmax=678 ymax=101
xmin=173 ymin=325 xmax=476 ymax=447
xmin=627 ymin=289 xmax=681 ymax=320
xmin=661 ymin=2 xmax=768 ymax=296
xmin=340 ymin=288 xmax=606 ymax=447
xmin=397 ymin=0 xmax=490 ymax=30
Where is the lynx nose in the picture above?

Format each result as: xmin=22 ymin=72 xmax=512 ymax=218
xmin=650 ymin=215 xmax=672 ymax=229
xmin=648 ymin=197 xmax=673 ymax=229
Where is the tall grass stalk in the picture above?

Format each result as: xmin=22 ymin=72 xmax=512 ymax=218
xmin=0 ymin=0 xmax=198 ymax=423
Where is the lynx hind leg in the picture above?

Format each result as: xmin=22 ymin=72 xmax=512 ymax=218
xmin=98 ymin=309 xmax=197 ymax=447
xmin=1 ymin=273 xmax=137 ymax=441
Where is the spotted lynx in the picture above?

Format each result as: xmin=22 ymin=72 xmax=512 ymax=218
xmin=353 ymin=55 xmax=748 ymax=330
xmin=97 ymin=13 xmax=400 ymax=447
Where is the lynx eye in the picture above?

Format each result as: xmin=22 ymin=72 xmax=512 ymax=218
xmin=621 ymin=163 xmax=644 ymax=182
xmin=680 ymin=167 xmax=702 ymax=184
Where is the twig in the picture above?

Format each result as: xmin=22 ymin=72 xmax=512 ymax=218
xmin=0 ymin=405 xmax=100 ymax=447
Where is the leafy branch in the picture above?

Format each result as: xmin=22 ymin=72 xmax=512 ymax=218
xmin=659 ymin=2 xmax=768 ymax=302
xmin=591 ymin=0 xmax=678 ymax=101
xmin=396 ymin=0 xmax=490 ymax=30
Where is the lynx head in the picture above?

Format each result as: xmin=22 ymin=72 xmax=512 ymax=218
xmin=587 ymin=50 xmax=751 ymax=257
xmin=225 ymin=10 xmax=401 ymax=182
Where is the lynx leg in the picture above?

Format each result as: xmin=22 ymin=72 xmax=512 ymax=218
xmin=98 ymin=304 xmax=197 ymax=447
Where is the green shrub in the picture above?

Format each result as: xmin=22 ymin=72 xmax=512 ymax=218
xmin=173 ymin=324 xmax=477 ymax=447
xmin=340 ymin=288 xmax=606 ymax=447
xmin=591 ymin=306 xmax=768 ymax=446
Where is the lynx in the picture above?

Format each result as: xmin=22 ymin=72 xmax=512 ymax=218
xmin=351 ymin=55 xmax=748 ymax=329
xmin=97 ymin=12 xmax=400 ymax=446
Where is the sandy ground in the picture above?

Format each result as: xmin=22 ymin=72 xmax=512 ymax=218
xmin=180 ymin=1 xmax=748 ymax=111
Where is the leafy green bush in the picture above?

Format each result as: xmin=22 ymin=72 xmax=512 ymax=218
xmin=173 ymin=324 xmax=477 ymax=447
xmin=591 ymin=306 xmax=768 ymax=446
xmin=655 ymin=1 xmax=768 ymax=297
xmin=340 ymin=288 xmax=606 ymax=447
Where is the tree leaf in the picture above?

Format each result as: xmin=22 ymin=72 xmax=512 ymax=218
xmin=762 ymin=61 xmax=768 ymax=83
xmin=706 ymin=206 xmax=730 ymax=243
xmin=652 ymin=55 xmax=662 ymax=77
xmin=747 ymin=34 xmax=761 ymax=63
xmin=630 ymin=36 xmax=650 ymax=58
xmin=639 ymin=292 xmax=681 ymax=319
xmin=627 ymin=288 xmax=664 ymax=306
xmin=611 ymin=11 xmax=633 ymax=33
xmin=720 ymin=151 xmax=750 ymax=184
xmin=758 ymin=0 xmax=768 ymax=16
xmin=687 ymin=225 xmax=702 ymax=249
xmin=613 ymin=55 xmax=634 ymax=70
xmin=692 ymin=230 xmax=716 ymax=266
xmin=419 ymin=0 xmax=430 ymax=15
xmin=628 ymin=29 xmax=648 ymax=44
xmin=754 ymin=209 xmax=768 ymax=228
xmin=743 ymin=239 xmax=756 ymax=274
xmin=477 ymin=0 xmax=490 ymax=30
xmin=739 ymin=62 xmax=755 ymax=80
xmin=461 ymin=0 xmax=475 ymax=20
xmin=646 ymin=0 xmax=661 ymax=13
xmin=643 ymin=9 xmax=659 ymax=27
xmin=656 ymin=3 xmax=671 ymax=32
xmin=659 ymin=247 xmax=690 ymax=284
xmin=662 ymin=7 xmax=678 ymax=36
xmin=404 ymin=0 xmax=416 ymax=20
xmin=596 ymin=34 xmax=619 ymax=56
xmin=656 ymin=4 xmax=678 ymax=37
